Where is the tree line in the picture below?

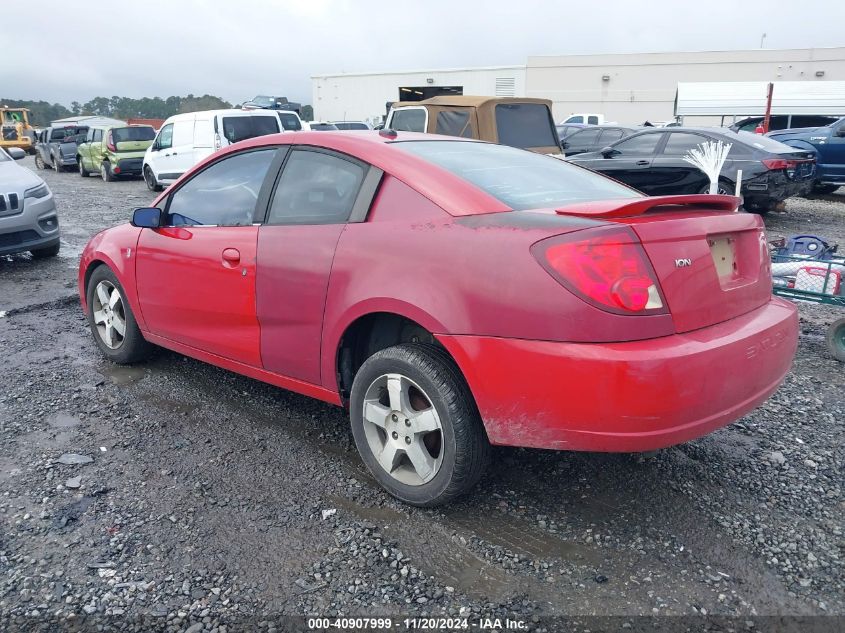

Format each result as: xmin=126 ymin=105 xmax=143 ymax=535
xmin=2 ymin=95 xmax=314 ymax=126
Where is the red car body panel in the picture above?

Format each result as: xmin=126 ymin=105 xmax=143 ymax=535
xmin=78 ymin=131 xmax=799 ymax=453
xmin=135 ymin=226 xmax=262 ymax=366
xmin=438 ymin=298 xmax=797 ymax=451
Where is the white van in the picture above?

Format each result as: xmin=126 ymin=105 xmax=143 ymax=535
xmin=142 ymin=109 xmax=305 ymax=191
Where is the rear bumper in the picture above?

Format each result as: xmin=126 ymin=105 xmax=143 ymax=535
xmin=438 ymin=298 xmax=798 ymax=452
xmin=744 ymin=169 xmax=814 ymax=203
xmin=114 ymin=157 xmax=144 ymax=175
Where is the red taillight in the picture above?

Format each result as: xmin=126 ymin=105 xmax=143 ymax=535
xmin=762 ymin=158 xmax=794 ymax=170
xmin=532 ymin=228 xmax=666 ymax=314
xmin=106 ymin=131 xmax=116 ymax=152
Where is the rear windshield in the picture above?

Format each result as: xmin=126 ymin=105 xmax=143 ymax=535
xmin=735 ymin=131 xmax=801 ymax=154
xmin=495 ymin=103 xmax=558 ymax=149
xmin=395 ymin=140 xmax=640 ymax=210
xmin=333 ymin=122 xmax=369 ymax=130
xmin=221 ymin=115 xmax=280 ymax=143
xmin=277 ymin=112 xmax=302 ymax=131
xmin=50 ymin=126 xmax=87 ymax=141
xmin=113 ymin=126 xmax=155 ymax=143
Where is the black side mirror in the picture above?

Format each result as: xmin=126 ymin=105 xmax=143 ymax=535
xmin=600 ymin=146 xmax=618 ymax=157
xmin=7 ymin=148 xmax=26 ymax=160
xmin=131 ymin=207 xmax=162 ymax=228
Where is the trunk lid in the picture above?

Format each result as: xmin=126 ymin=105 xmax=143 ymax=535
xmin=115 ymin=140 xmax=153 ymax=152
xmin=555 ymin=195 xmax=772 ymax=333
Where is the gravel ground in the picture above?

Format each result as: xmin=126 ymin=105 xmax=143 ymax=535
xmin=0 ymin=162 xmax=842 ymax=631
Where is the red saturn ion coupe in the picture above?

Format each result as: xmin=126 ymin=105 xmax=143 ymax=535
xmin=78 ymin=131 xmax=798 ymax=506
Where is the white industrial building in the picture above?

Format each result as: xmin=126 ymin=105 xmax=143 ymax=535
xmin=312 ymin=47 xmax=845 ymax=125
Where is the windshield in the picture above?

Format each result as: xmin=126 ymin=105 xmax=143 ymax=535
xmin=251 ymin=95 xmax=274 ymax=107
xmin=113 ymin=126 xmax=156 ymax=143
xmin=395 ymin=140 xmax=641 ymax=210
xmin=495 ymin=103 xmax=558 ymax=149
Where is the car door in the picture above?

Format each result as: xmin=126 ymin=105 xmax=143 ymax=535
xmin=820 ymin=119 xmax=845 ymax=184
xmin=646 ymin=131 xmax=712 ymax=195
xmin=135 ymin=147 xmax=281 ymax=366
xmin=78 ymin=129 xmax=94 ymax=168
xmin=578 ymin=132 xmax=664 ymax=192
xmin=90 ymin=129 xmax=105 ymax=168
xmin=256 ymin=146 xmax=378 ymax=384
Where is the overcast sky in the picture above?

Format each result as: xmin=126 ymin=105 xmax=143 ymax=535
xmin=3 ymin=0 xmax=843 ymax=107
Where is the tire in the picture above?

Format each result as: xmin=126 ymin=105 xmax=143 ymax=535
xmin=52 ymin=155 xmax=62 ymax=172
xmin=30 ymin=242 xmax=60 ymax=258
xmin=34 ymin=153 xmax=46 ymax=170
xmin=813 ymin=184 xmax=839 ymax=195
xmin=827 ymin=318 xmax=845 ymax=363
xmin=698 ymin=179 xmax=733 ymax=196
xmin=78 ymin=158 xmax=89 ymax=177
xmin=349 ymin=343 xmax=490 ymax=507
xmin=101 ymin=162 xmax=114 ymax=182
xmin=144 ymin=165 xmax=162 ymax=192
xmin=743 ymin=198 xmax=771 ymax=216
xmin=86 ymin=266 xmax=153 ymax=364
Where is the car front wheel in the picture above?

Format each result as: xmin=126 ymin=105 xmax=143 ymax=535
xmin=349 ymin=343 xmax=490 ymax=506
xmin=144 ymin=166 xmax=162 ymax=192
xmin=86 ymin=266 xmax=153 ymax=364
xmin=34 ymin=154 xmax=46 ymax=170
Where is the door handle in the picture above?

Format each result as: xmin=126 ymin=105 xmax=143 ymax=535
xmin=222 ymin=248 xmax=241 ymax=266
xmin=636 ymin=160 xmax=650 ymax=166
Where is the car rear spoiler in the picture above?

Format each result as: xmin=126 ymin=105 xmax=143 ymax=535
xmin=555 ymin=194 xmax=740 ymax=218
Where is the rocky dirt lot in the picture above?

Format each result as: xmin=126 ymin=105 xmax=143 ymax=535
xmin=0 ymin=162 xmax=842 ymax=632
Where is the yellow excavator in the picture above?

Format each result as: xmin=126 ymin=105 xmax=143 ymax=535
xmin=1 ymin=106 xmax=36 ymax=154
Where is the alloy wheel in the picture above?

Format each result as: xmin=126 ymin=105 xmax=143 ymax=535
xmin=91 ymin=281 xmax=127 ymax=349
xmin=361 ymin=373 xmax=444 ymax=486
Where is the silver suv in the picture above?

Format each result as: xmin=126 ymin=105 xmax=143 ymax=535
xmin=0 ymin=148 xmax=60 ymax=258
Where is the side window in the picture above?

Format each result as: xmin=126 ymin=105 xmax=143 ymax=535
xmin=222 ymin=116 xmax=279 ymax=144
xmin=93 ymin=129 xmax=103 ymax=143
xmin=661 ymin=132 xmax=708 ymax=155
xmin=157 ymin=124 xmax=173 ymax=150
xmin=268 ymin=150 xmax=366 ymax=225
xmin=435 ymin=109 xmax=473 ymax=138
xmin=613 ymin=133 xmax=662 ymax=156
xmin=86 ymin=129 xmax=95 ymax=142
xmin=278 ymin=113 xmax=302 ymax=131
xmin=390 ymin=109 xmax=426 ymax=132
xmin=587 ymin=115 xmax=599 ymax=125
xmin=166 ymin=149 xmax=277 ymax=227
xmin=568 ymin=129 xmax=601 ymax=146
xmin=566 ymin=116 xmax=584 ymax=123
xmin=598 ymin=128 xmax=625 ymax=145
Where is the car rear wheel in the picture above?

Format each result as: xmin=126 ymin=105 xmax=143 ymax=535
xmin=813 ymin=184 xmax=839 ymax=195
xmin=86 ymin=266 xmax=153 ymax=364
xmin=30 ymin=243 xmax=60 ymax=258
xmin=34 ymin=154 xmax=45 ymax=170
xmin=698 ymin=179 xmax=732 ymax=196
xmin=52 ymin=156 xmax=62 ymax=172
xmin=349 ymin=343 xmax=490 ymax=506
xmin=827 ymin=318 xmax=845 ymax=363
xmin=101 ymin=162 xmax=114 ymax=182
xmin=78 ymin=159 xmax=89 ymax=177
xmin=144 ymin=166 xmax=162 ymax=192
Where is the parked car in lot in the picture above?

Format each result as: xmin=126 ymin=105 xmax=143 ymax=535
xmin=79 ymin=131 xmax=798 ymax=506
xmin=309 ymin=121 xmax=340 ymax=131
xmin=0 ymin=147 xmax=60 ymax=258
xmin=569 ymin=127 xmax=816 ymax=213
xmin=77 ymin=125 xmax=156 ymax=181
xmin=143 ymin=109 xmax=284 ymax=191
xmin=561 ymin=126 xmax=637 ymax=156
xmin=561 ymin=113 xmax=606 ymax=125
xmin=331 ymin=121 xmax=372 ymax=130
xmin=277 ymin=110 xmax=307 ymax=131
xmin=34 ymin=125 xmax=89 ymax=172
xmin=386 ymin=96 xmax=561 ymax=155
xmin=766 ymin=117 xmax=845 ymax=194
xmin=729 ymin=115 xmax=840 ymax=134
xmin=556 ymin=123 xmax=588 ymax=141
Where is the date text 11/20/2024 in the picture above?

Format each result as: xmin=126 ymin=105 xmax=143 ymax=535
xmin=307 ymin=617 xmax=529 ymax=630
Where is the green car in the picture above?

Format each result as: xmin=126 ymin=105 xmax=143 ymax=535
xmin=77 ymin=125 xmax=156 ymax=182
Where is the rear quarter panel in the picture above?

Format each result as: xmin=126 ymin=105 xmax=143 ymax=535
xmin=319 ymin=176 xmax=674 ymax=391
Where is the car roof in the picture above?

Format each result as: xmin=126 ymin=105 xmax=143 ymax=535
xmin=392 ymin=95 xmax=552 ymax=109
xmin=159 ymin=131 xmax=510 ymax=217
